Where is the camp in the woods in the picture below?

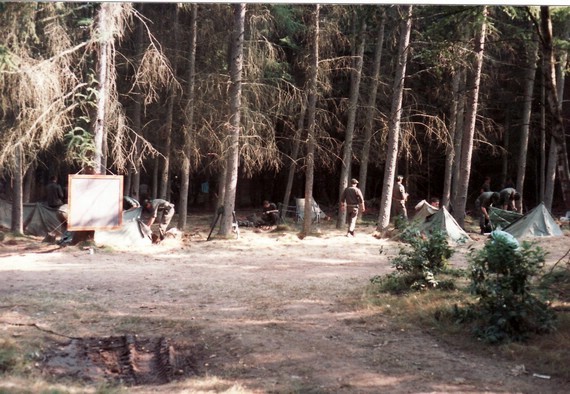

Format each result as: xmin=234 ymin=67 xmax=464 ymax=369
xmin=1 ymin=3 xmax=569 ymax=393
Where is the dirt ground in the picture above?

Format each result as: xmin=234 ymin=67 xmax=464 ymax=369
xmin=1 ymin=211 xmax=569 ymax=393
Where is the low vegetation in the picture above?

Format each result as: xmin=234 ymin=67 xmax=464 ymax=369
xmin=367 ymin=230 xmax=570 ymax=380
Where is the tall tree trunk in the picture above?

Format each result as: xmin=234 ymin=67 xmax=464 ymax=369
xmin=302 ymin=4 xmax=320 ymax=236
xmin=130 ymin=3 xmax=145 ymax=200
xmin=540 ymin=6 xmax=570 ymax=211
xmin=358 ymin=7 xmax=385 ymax=217
xmin=11 ymin=146 xmax=24 ymax=234
xmin=450 ymin=70 xmax=466 ymax=212
xmin=442 ymin=68 xmax=462 ymax=209
xmin=516 ymin=37 xmax=538 ymax=209
xmin=94 ymin=3 xmax=112 ymax=175
xmin=540 ymin=56 xmax=546 ymax=205
xmin=220 ymin=3 xmax=245 ymax=236
xmin=376 ymin=5 xmax=413 ymax=234
xmin=282 ymin=98 xmax=306 ymax=212
xmin=159 ymin=6 xmax=179 ymax=201
xmin=178 ymin=3 xmax=197 ymax=229
xmin=337 ymin=14 xmax=366 ymax=228
xmin=454 ymin=6 xmax=487 ymax=228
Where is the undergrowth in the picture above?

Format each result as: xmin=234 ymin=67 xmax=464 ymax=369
xmin=366 ymin=231 xmax=569 ymax=379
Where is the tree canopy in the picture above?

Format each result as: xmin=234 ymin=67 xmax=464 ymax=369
xmin=1 ymin=3 xmax=569 ymax=231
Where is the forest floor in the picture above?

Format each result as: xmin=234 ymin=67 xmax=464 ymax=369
xmin=0 ymin=210 xmax=569 ymax=393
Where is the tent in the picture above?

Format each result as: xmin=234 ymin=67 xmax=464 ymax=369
xmin=1 ymin=198 xmax=151 ymax=247
xmin=0 ymin=198 xmax=67 ymax=236
xmin=94 ymin=207 xmax=152 ymax=247
xmin=418 ymin=206 xmax=470 ymax=244
xmin=489 ymin=207 xmax=523 ymax=230
xmin=503 ymin=203 xmax=564 ymax=239
xmin=412 ymin=200 xmax=439 ymax=223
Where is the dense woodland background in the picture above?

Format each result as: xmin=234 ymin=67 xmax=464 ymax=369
xmin=1 ymin=3 xmax=569 ymax=234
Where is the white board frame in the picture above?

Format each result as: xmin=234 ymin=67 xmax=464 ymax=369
xmin=67 ymin=175 xmax=123 ymax=231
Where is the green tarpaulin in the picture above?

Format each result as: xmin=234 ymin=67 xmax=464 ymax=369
xmin=504 ymin=203 xmax=563 ymax=239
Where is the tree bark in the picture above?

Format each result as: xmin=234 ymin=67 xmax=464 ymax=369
xmin=376 ymin=5 xmax=413 ymax=234
xmin=540 ymin=6 xmax=570 ymax=211
xmin=130 ymin=3 xmax=145 ymax=201
xmin=94 ymin=3 xmax=112 ymax=175
xmin=220 ymin=3 xmax=245 ymax=236
xmin=442 ymin=68 xmax=462 ymax=210
xmin=158 ymin=6 xmax=179 ymax=201
xmin=178 ymin=3 xmax=197 ymax=229
xmin=454 ymin=6 xmax=487 ymax=229
xmin=337 ymin=13 xmax=366 ymax=228
xmin=302 ymin=4 xmax=320 ymax=236
xmin=358 ymin=7 xmax=385 ymax=217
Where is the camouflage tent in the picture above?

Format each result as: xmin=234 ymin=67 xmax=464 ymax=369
xmin=418 ymin=206 xmax=470 ymax=244
xmin=0 ymin=198 xmax=67 ymax=236
xmin=489 ymin=207 xmax=523 ymax=230
xmin=412 ymin=200 xmax=439 ymax=223
xmin=1 ymin=198 xmax=150 ymax=247
xmin=503 ymin=203 xmax=564 ymax=239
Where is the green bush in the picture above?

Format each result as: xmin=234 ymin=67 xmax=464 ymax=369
xmin=462 ymin=231 xmax=556 ymax=343
xmin=389 ymin=229 xmax=454 ymax=291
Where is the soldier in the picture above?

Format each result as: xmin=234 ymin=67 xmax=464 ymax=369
xmin=340 ymin=178 xmax=365 ymax=237
xmin=143 ymin=199 xmax=175 ymax=240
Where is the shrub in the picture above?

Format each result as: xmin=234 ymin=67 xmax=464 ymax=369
xmin=461 ymin=230 xmax=556 ymax=343
xmin=389 ymin=229 xmax=454 ymax=291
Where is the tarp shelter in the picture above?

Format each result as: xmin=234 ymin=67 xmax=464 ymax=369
xmin=503 ymin=203 xmax=564 ymax=239
xmin=418 ymin=206 xmax=470 ymax=244
xmin=0 ymin=198 xmax=67 ymax=236
xmin=489 ymin=207 xmax=523 ymax=230
xmin=0 ymin=198 xmax=151 ymax=247
xmin=94 ymin=207 xmax=152 ymax=247
xmin=412 ymin=200 xmax=439 ymax=223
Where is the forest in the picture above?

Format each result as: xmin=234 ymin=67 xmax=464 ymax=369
xmin=1 ymin=3 xmax=569 ymax=236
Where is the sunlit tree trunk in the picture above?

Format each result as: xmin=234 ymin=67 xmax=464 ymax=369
xmin=302 ymin=4 xmax=320 ymax=236
xmin=220 ymin=3 xmax=245 ymax=236
xmin=376 ymin=5 xmax=413 ymax=234
xmin=337 ymin=13 xmax=366 ymax=228
xmin=94 ymin=3 xmax=113 ymax=175
xmin=358 ymin=7 xmax=385 ymax=218
xmin=454 ymin=6 xmax=487 ymax=228
xmin=516 ymin=37 xmax=538 ymax=209
xmin=178 ymin=3 xmax=197 ymax=229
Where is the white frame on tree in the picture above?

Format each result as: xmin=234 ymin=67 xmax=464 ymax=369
xmin=67 ymin=175 xmax=123 ymax=231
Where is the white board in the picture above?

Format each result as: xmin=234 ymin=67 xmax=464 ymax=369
xmin=67 ymin=175 xmax=123 ymax=231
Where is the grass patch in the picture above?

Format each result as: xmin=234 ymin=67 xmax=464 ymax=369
xmin=365 ymin=262 xmax=570 ymax=380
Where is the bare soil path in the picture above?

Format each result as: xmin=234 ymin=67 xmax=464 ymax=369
xmin=1 ymin=215 xmax=568 ymax=393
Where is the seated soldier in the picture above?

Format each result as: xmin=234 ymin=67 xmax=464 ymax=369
xmin=261 ymin=200 xmax=279 ymax=226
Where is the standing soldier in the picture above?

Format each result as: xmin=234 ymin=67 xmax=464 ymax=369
xmin=340 ymin=178 xmax=365 ymax=237
xmin=392 ymin=175 xmax=408 ymax=221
